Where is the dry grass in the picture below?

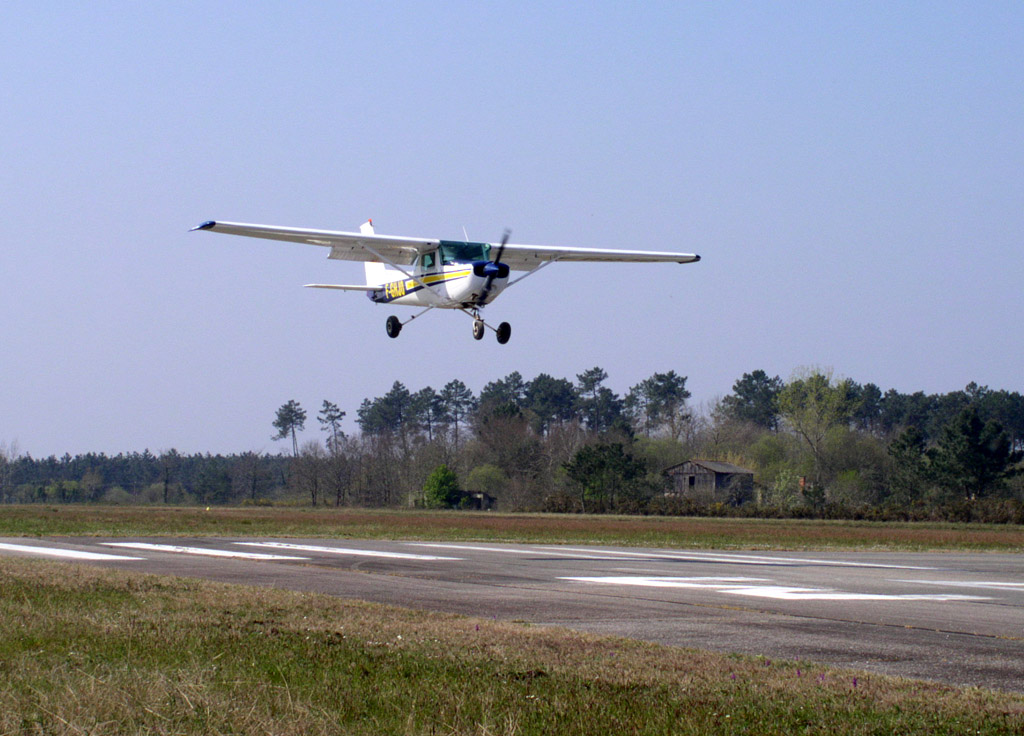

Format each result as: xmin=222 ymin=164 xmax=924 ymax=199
xmin=3 ymin=505 xmax=1023 ymax=551
xmin=2 ymin=558 xmax=1023 ymax=735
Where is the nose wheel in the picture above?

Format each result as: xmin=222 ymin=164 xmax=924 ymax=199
xmin=472 ymin=319 xmax=485 ymax=340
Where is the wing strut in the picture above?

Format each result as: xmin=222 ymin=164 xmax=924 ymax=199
xmin=505 ymin=257 xmax=561 ymax=289
xmin=400 ymin=305 xmax=436 ymax=326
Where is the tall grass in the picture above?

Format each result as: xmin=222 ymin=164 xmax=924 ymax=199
xmin=2 ymin=558 xmax=1022 ymax=735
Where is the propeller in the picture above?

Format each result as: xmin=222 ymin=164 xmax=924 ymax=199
xmin=476 ymin=228 xmax=511 ymax=305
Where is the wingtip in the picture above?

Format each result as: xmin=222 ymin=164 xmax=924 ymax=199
xmin=190 ymin=220 xmax=217 ymax=232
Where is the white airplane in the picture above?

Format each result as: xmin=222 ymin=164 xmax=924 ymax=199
xmin=192 ymin=219 xmax=700 ymax=344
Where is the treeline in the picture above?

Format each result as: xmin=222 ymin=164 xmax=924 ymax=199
xmin=0 ymin=449 xmax=292 ymax=506
xmin=2 ymin=368 xmax=1022 ymax=521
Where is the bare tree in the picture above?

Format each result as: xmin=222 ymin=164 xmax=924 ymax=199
xmin=158 ymin=449 xmax=181 ymax=504
xmin=0 ymin=441 xmax=18 ymax=504
xmin=293 ymin=441 xmax=327 ymax=506
xmin=232 ymin=450 xmax=271 ymax=503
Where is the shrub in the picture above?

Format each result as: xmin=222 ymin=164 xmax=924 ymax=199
xmin=423 ymin=464 xmax=463 ymax=509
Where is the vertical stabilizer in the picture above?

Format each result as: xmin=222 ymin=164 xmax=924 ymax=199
xmin=364 ymin=261 xmax=388 ymax=286
xmin=358 ymin=219 xmax=388 ymax=285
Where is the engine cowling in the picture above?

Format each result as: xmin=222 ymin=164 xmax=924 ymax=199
xmin=472 ymin=261 xmax=510 ymax=279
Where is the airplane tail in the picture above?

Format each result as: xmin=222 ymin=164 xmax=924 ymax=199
xmin=364 ymin=261 xmax=388 ymax=286
xmin=358 ymin=219 xmax=392 ymax=286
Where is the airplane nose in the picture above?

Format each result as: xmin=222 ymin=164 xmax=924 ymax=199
xmin=473 ymin=261 xmax=509 ymax=278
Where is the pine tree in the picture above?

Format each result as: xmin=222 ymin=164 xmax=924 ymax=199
xmin=318 ymin=400 xmax=346 ymax=454
xmin=928 ymin=407 xmax=1022 ymax=499
xmin=272 ymin=400 xmax=307 ymax=457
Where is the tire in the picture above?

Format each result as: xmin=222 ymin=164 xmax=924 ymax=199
xmin=496 ymin=322 xmax=511 ymax=344
xmin=386 ymin=315 xmax=402 ymax=338
xmin=472 ymin=320 xmax=485 ymax=340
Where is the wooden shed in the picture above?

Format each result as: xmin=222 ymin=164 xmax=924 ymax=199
xmin=664 ymin=460 xmax=754 ymax=505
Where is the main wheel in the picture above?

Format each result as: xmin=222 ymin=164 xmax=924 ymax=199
xmin=496 ymin=322 xmax=511 ymax=344
xmin=472 ymin=319 xmax=485 ymax=340
xmin=386 ymin=315 xmax=402 ymax=338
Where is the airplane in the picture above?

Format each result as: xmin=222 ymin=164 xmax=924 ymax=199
xmin=192 ymin=219 xmax=700 ymax=344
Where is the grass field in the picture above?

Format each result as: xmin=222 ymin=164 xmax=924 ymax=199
xmin=3 ymin=557 xmax=1023 ymax=735
xmin=2 ymin=505 xmax=1023 ymax=551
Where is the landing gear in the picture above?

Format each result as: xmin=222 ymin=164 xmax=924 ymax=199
xmin=459 ymin=307 xmax=511 ymax=344
xmin=385 ymin=315 xmax=402 ymax=338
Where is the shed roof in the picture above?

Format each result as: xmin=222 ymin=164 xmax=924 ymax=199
xmin=664 ymin=460 xmax=753 ymax=475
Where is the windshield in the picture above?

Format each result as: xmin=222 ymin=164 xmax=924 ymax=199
xmin=439 ymin=240 xmax=490 ymax=265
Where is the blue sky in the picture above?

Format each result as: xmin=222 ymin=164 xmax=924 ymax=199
xmin=2 ymin=2 xmax=1022 ymax=456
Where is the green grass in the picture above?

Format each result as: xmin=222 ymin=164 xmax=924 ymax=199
xmin=2 ymin=505 xmax=1023 ymax=551
xmin=2 ymin=558 xmax=1022 ymax=735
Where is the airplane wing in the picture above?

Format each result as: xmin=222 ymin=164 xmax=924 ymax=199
xmin=192 ymin=220 xmax=700 ymax=270
xmin=191 ymin=221 xmax=437 ymax=265
xmin=497 ymin=243 xmax=700 ymax=270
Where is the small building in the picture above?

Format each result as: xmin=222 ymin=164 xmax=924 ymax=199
xmin=465 ymin=491 xmax=497 ymax=511
xmin=663 ymin=460 xmax=754 ymax=505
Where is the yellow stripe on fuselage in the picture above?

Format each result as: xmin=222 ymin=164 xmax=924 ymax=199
xmin=418 ymin=269 xmax=472 ymax=287
xmin=381 ymin=269 xmax=474 ymax=304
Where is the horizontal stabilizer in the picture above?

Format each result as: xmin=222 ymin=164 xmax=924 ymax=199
xmin=304 ymin=283 xmax=378 ymax=291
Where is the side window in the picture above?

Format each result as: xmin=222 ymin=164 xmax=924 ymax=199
xmin=422 ymin=252 xmax=436 ymax=270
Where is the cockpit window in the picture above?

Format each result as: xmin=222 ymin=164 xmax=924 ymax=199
xmin=439 ymin=240 xmax=490 ymax=264
xmin=420 ymin=251 xmax=436 ymax=270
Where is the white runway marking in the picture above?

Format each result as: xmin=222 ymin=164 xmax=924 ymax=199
xmin=897 ymin=579 xmax=1024 ymax=591
xmin=409 ymin=543 xmax=626 ymax=560
xmin=238 ymin=542 xmax=460 ymax=561
xmin=101 ymin=543 xmax=308 ymax=560
xmin=548 ymin=547 xmax=937 ymax=570
xmin=563 ymin=576 xmax=991 ymax=602
xmin=0 ymin=542 xmax=142 ymax=561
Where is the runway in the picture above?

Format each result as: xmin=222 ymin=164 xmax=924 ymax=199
xmin=2 ymin=536 xmax=1023 ymax=692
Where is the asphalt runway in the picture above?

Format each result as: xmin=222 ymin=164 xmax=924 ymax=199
xmin=3 ymin=536 xmax=1023 ymax=692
